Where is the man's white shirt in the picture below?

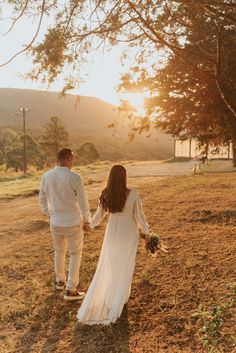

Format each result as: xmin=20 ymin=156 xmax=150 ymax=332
xmin=39 ymin=166 xmax=91 ymax=227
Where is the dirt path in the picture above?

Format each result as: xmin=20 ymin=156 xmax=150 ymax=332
xmin=0 ymin=173 xmax=236 ymax=353
xmin=89 ymin=161 xmax=194 ymax=182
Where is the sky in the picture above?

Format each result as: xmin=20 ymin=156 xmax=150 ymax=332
xmin=0 ymin=4 xmax=130 ymax=106
xmin=0 ymin=45 xmax=124 ymax=105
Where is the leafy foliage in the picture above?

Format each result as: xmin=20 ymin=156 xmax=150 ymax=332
xmin=0 ymin=129 xmax=41 ymax=171
xmin=193 ymin=283 xmax=236 ymax=352
xmin=0 ymin=128 xmax=19 ymax=164
xmin=1 ymin=1 xmax=236 ymax=160
xmin=75 ymin=142 xmax=99 ymax=165
xmin=39 ymin=116 xmax=69 ymax=165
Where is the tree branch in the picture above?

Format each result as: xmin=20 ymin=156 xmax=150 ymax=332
xmin=127 ymin=0 xmax=186 ymax=53
xmin=164 ymin=1 xmax=192 ymax=29
xmin=127 ymin=0 xmax=216 ymax=68
xmin=3 ymin=0 xmax=30 ymax=35
xmin=173 ymin=0 xmax=236 ymax=8
xmin=202 ymin=4 xmax=236 ymax=25
xmin=63 ymin=0 xmax=81 ymax=34
xmin=215 ymin=30 xmax=236 ymax=118
xmin=70 ymin=17 xmax=136 ymax=43
xmin=0 ymin=0 xmax=45 ymax=68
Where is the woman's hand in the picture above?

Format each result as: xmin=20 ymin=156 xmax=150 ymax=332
xmin=140 ymin=231 xmax=150 ymax=248
xmin=144 ymin=234 xmax=150 ymax=248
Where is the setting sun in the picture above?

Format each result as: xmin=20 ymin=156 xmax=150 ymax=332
xmin=122 ymin=92 xmax=147 ymax=115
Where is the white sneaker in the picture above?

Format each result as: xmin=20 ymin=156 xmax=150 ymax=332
xmin=64 ymin=289 xmax=85 ymax=301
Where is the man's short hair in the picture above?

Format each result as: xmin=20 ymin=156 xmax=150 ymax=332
xmin=57 ymin=147 xmax=74 ymax=161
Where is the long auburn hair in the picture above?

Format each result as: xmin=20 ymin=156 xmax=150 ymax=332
xmin=99 ymin=165 xmax=129 ymax=213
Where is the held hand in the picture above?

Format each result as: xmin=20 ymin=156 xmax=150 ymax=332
xmin=83 ymin=222 xmax=92 ymax=232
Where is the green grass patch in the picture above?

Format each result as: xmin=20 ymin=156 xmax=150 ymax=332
xmin=0 ymin=161 xmax=113 ymax=200
xmin=0 ymin=174 xmax=40 ymax=199
xmin=193 ymin=283 xmax=236 ymax=353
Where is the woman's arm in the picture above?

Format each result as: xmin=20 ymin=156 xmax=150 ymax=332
xmin=133 ymin=191 xmax=149 ymax=235
xmin=91 ymin=203 xmax=107 ymax=228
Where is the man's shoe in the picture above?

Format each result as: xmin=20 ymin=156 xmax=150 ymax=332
xmin=55 ymin=281 xmax=65 ymax=290
xmin=64 ymin=289 xmax=85 ymax=301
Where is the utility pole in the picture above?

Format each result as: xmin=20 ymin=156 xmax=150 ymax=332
xmin=20 ymin=107 xmax=28 ymax=174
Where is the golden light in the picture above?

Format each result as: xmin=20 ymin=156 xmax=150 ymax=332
xmin=122 ymin=92 xmax=147 ymax=115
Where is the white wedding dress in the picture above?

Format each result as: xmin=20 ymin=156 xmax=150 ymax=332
xmin=77 ymin=188 xmax=149 ymax=325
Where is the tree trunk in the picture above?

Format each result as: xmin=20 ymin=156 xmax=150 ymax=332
xmin=215 ymin=31 xmax=236 ymax=119
xmin=206 ymin=142 xmax=209 ymax=160
xmin=232 ymin=142 xmax=236 ymax=167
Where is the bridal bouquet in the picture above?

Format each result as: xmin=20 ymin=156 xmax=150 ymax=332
xmin=141 ymin=231 xmax=168 ymax=254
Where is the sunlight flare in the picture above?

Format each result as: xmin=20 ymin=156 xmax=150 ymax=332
xmin=122 ymin=92 xmax=147 ymax=115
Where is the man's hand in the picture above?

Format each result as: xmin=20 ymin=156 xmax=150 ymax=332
xmin=83 ymin=222 xmax=92 ymax=232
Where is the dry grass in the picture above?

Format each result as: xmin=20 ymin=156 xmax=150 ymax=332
xmin=199 ymin=160 xmax=236 ymax=173
xmin=0 ymin=162 xmax=111 ymax=200
xmin=0 ymin=160 xmax=167 ymax=200
xmin=0 ymin=173 xmax=236 ymax=353
xmin=1 ymin=159 xmax=234 ymax=200
xmin=0 ymin=175 xmax=40 ymax=199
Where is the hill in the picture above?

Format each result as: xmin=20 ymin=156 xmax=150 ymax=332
xmin=0 ymin=88 xmax=173 ymax=160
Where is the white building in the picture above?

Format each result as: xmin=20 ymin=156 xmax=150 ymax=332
xmin=175 ymin=139 xmax=233 ymax=159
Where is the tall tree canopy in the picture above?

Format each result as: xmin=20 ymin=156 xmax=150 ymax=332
xmin=4 ymin=133 xmax=40 ymax=171
xmin=2 ymin=1 xmax=235 ymax=106
xmin=40 ymin=116 xmax=69 ymax=164
xmin=75 ymin=142 xmax=99 ymax=165
xmin=1 ymin=1 xmax=236 ymax=159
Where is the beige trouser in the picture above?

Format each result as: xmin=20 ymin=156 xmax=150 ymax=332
xmin=50 ymin=224 xmax=84 ymax=291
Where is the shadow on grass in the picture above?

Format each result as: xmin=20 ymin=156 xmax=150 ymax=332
xmin=12 ymin=292 xmax=72 ymax=353
xmin=12 ymin=293 xmax=130 ymax=353
xmin=71 ymin=305 xmax=130 ymax=353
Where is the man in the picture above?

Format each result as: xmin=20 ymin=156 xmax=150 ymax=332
xmin=39 ymin=147 xmax=92 ymax=301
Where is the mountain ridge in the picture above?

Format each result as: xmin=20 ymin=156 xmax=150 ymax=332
xmin=0 ymin=88 xmax=173 ymax=160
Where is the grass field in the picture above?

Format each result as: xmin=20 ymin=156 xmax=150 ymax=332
xmin=0 ymin=171 xmax=235 ymax=353
xmin=0 ymin=160 xmax=168 ymax=200
xmin=0 ymin=159 xmax=234 ymax=200
xmin=0 ymin=161 xmax=113 ymax=200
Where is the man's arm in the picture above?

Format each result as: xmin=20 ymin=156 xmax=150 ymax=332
xmin=75 ymin=176 xmax=92 ymax=225
xmin=39 ymin=176 xmax=50 ymax=216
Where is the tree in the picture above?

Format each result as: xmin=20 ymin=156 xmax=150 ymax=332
xmin=0 ymin=128 xmax=19 ymax=165
xmin=1 ymin=1 xmax=235 ymax=113
xmin=118 ymin=3 xmax=236 ymax=163
xmin=147 ymin=53 xmax=236 ymax=162
xmin=40 ymin=116 xmax=69 ymax=165
xmin=1 ymin=1 xmax=236 ymax=161
xmin=5 ymin=147 xmax=22 ymax=172
xmin=5 ymin=133 xmax=40 ymax=171
xmin=75 ymin=142 xmax=99 ymax=165
xmin=22 ymin=134 xmax=41 ymax=167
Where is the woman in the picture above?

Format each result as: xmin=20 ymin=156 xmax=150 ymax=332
xmin=77 ymin=164 xmax=149 ymax=325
